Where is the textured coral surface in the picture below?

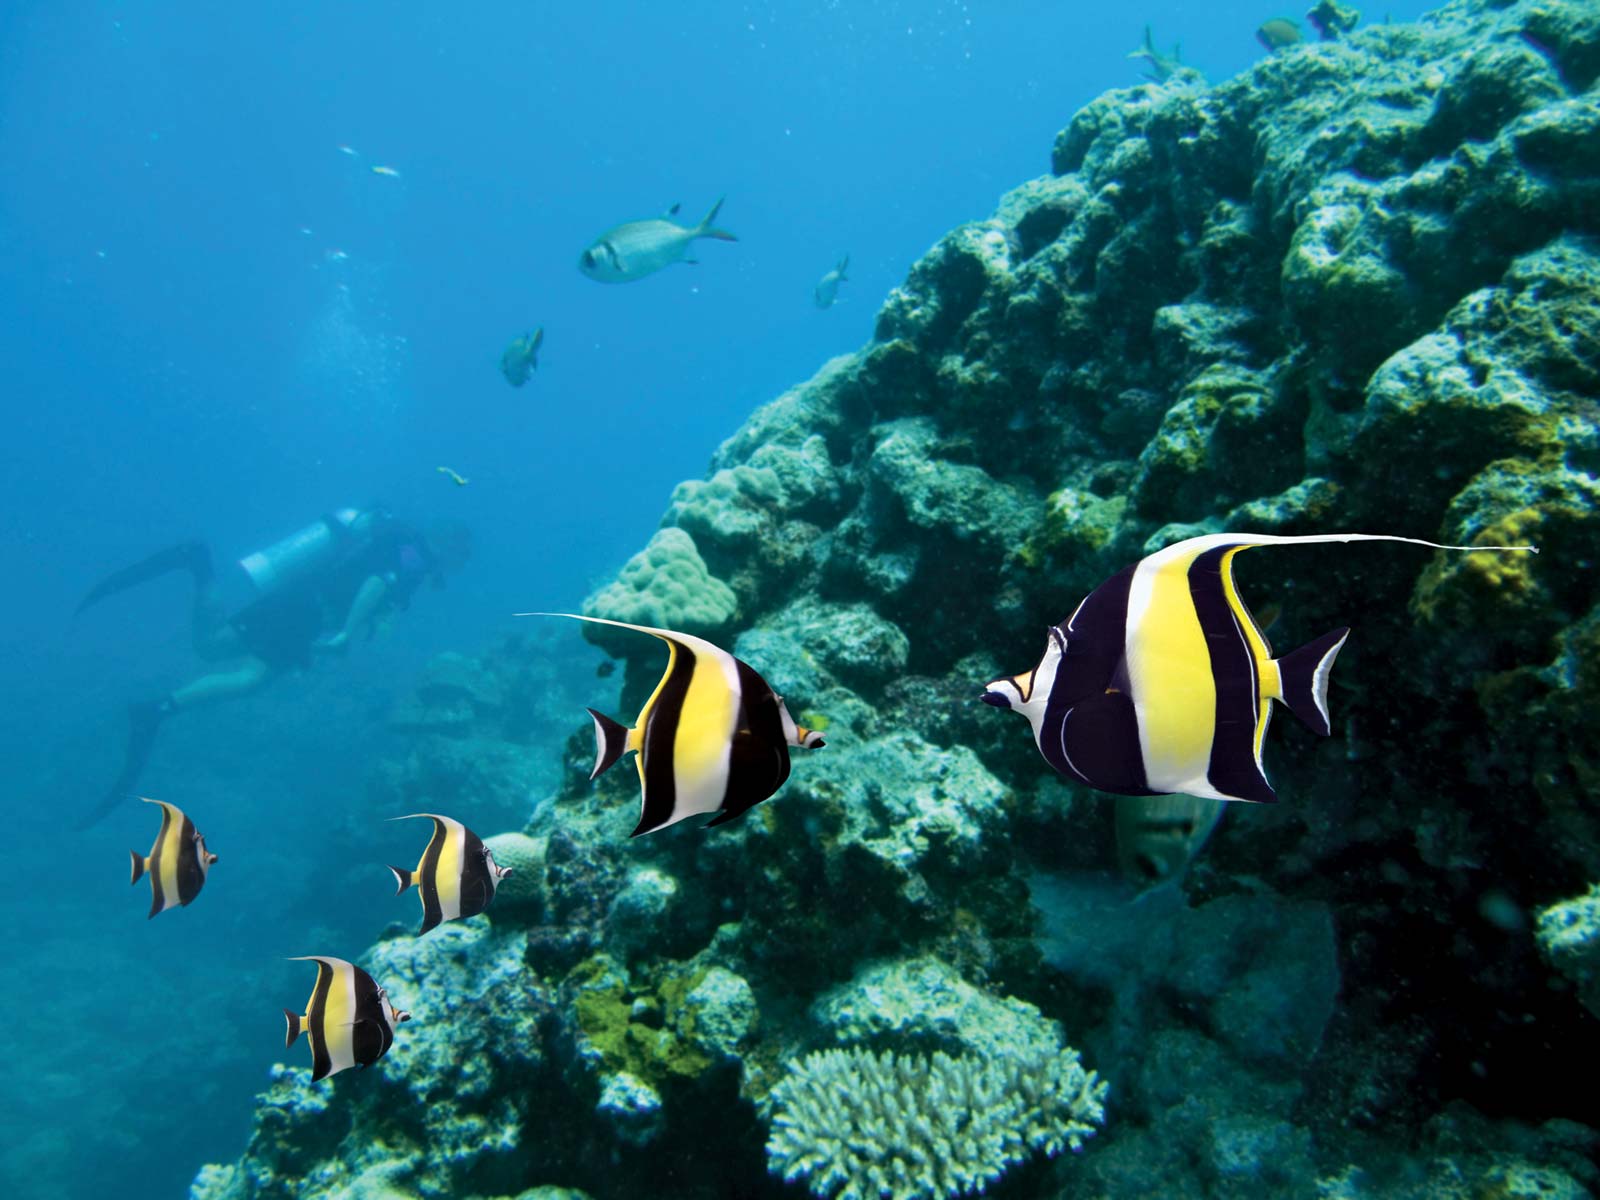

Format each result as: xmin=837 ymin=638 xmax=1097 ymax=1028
xmin=195 ymin=0 xmax=1600 ymax=1196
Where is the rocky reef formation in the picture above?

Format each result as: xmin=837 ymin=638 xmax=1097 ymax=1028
xmin=194 ymin=0 xmax=1600 ymax=1196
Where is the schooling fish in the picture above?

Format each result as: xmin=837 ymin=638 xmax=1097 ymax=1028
xmin=283 ymin=956 xmax=410 ymax=1082
xmin=525 ymin=613 xmax=824 ymax=835
xmin=388 ymin=813 xmax=512 ymax=935
xmin=130 ymin=797 xmax=218 ymax=919
xmin=578 ymin=198 xmax=737 ymax=284
xmin=814 ymin=254 xmax=849 ymax=309
xmin=500 ymin=326 xmax=544 ymax=387
xmin=981 ymin=532 xmax=1536 ymax=805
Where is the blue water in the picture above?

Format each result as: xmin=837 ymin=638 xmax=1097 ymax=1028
xmin=0 ymin=3 xmax=1440 ymax=1197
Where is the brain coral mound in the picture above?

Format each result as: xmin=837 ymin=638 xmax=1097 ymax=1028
xmin=765 ymin=1045 xmax=1107 ymax=1200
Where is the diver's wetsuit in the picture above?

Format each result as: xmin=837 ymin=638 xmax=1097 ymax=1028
xmin=78 ymin=514 xmax=437 ymax=828
xmin=228 ymin=518 xmax=435 ymax=669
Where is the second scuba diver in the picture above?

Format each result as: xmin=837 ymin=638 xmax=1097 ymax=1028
xmin=76 ymin=506 xmax=471 ymax=828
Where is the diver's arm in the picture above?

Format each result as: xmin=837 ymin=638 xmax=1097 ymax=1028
xmin=322 ymin=574 xmax=390 ymax=651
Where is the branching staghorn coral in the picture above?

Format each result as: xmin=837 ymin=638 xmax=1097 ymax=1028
xmin=765 ymin=1045 xmax=1107 ymax=1200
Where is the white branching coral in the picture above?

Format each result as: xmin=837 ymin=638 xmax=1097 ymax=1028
xmin=764 ymin=1045 xmax=1108 ymax=1200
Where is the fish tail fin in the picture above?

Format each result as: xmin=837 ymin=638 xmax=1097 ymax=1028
xmin=388 ymin=865 xmax=414 ymax=895
xmin=698 ymin=196 xmax=737 ymax=241
xmin=129 ymin=851 xmax=146 ymax=886
xmin=838 ymin=253 xmax=849 ymax=278
xmin=284 ymin=1009 xmax=305 ymax=1049
xmin=586 ymin=708 xmax=632 ymax=780
xmin=1274 ymin=627 xmax=1350 ymax=737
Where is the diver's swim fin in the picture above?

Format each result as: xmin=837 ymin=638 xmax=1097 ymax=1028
xmin=76 ymin=700 xmax=168 ymax=830
xmin=75 ymin=541 xmax=212 ymax=617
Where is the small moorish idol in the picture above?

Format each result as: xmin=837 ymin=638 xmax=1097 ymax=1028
xmin=129 ymin=797 xmax=218 ymax=919
xmin=283 ymin=956 xmax=410 ymax=1082
xmin=522 ymin=613 xmax=825 ymax=835
xmin=388 ymin=813 xmax=511 ymax=935
xmin=982 ymin=532 xmax=1536 ymax=804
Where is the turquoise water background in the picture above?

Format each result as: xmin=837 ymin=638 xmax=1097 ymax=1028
xmin=0 ymin=4 xmax=1441 ymax=1197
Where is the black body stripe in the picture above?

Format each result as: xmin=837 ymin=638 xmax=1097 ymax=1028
xmin=1040 ymin=565 xmax=1145 ymax=789
xmin=634 ymin=640 xmax=696 ymax=836
xmin=174 ymin=814 xmax=203 ymax=906
xmin=418 ymin=820 xmax=445 ymax=933
xmin=722 ymin=659 xmax=791 ymax=817
xmin=1189 ymin=547 xmax=1276 ymax=803
xmin=458 ymin=829 xmax=490 ymax=918
xmin=307 ymin=962 xmax=334 ymax=1082
xmin=350 ymin=964 xmax=392 ymax=1066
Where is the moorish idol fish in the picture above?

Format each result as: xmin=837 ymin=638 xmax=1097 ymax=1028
xmin=982 ymin=532 xmax=1536 ymax=805
xmin=283 ymin=956 xmax=410 ymax=1082
xmin=129 ymin=797 xmax=218 ymax=919
xmin=522 ymin=613 xmax=825 ymax=836
xmin=1115 ymin=793 xmax=1224 ymax=886
xmin=388 ymin=813 xmax=511 ymax=935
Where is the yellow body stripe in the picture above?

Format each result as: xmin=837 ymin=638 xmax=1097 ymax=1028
xmin=673 ymin=658 xmax=737 ymax=792
xmin=1130 ymin=547 xmax=1216 ymax=787
xmin=632 ymin=639 xmax=680 ymax=792
xmin=436 ymin=821 xmax=463 ymax=920
xmin=152 ymin=800 xmax=183 ymax=912
xmin=1217 ymin=546 xmax=1277 ymax=765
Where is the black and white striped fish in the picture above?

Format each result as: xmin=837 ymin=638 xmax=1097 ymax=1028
xmin=388 ymin=813 xmax=511 ymax=935
xmin=983 ymin=532 xmax=1536 ymax=804
xmin=527 ymin=613 xmax=825 ymax=836
xmin=129 ymin=797 xmax=217 ymax=919
xmin=283 ymin=956 xmax=410 ymax=1082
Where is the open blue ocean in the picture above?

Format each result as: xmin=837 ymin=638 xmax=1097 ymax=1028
xmin=7 ymin=1 xmax=1598 ymax=1198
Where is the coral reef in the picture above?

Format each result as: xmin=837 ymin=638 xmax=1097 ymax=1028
xmin=764 ymin=1045 xmax=1105 ymax=1200
xmin=195 ymin=0 xmax=1600 ymax=1195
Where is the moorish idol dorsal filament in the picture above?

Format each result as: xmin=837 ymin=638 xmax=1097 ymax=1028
xmin=519 ymin=613 xmax=825 ymax=836
xmin=388 ymin=813 xmax=511 ymax=935
xmin=982 ymin=531 xmax=1537 ymax=805
xmin=129 ymin=797 xmax=217 ymax=919
xmin=283 ymin=956 xmax=410 ymax=1082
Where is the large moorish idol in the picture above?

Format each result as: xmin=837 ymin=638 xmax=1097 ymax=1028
xmin=130 ymin=797 xmax=218 ymax=919
xmin=388 ymin=813 xmax=512 ymax=935
xmin=283 ymin=956 xmax=410 ymax=1082
xmin=526 ymin=614 xmax=825 ymax=836
xmin=982 ymin=532 xmax=1535 ymax=805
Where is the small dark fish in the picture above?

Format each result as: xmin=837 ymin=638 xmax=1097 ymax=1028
xmin=130 ymin=798 xmax=218 ymax=919
xmin=283 ymin=956 xmax=410 ymax=1082
xmin=814 ymin=254 xmax=849 ymax=309
xmin=388 ymin=813 xmax=511 ymax=935
xmin=1256 ymin=17 xmax=1303 ymax=49
xmin=500 ymin=327 xmax=544 ymax=388
xmin=1128 ymin=24 xmax=1185 ymax=82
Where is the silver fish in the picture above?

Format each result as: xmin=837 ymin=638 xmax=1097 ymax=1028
xmin=813 ymin=254 xmax=849 ymax=309
xmin=578 ymin=198 xmax=736 ymax=284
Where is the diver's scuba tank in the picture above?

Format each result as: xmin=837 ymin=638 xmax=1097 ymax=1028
xmin=238 ymin=509 xmax=372 ymax=597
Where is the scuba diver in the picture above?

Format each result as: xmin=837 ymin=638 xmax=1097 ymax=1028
xmin=75 ymin=506 xmax=471 ymax=828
